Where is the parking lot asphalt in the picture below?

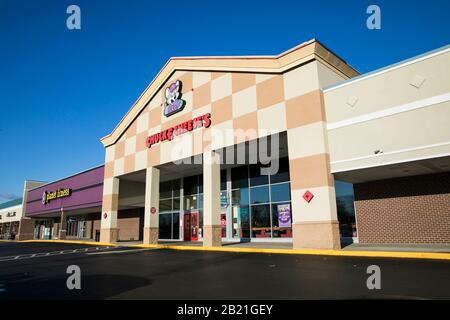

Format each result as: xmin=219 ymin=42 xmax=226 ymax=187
xmin=0 ymin=242 xmax=449 ymax=300
xmin=0 ymin=242 xmax=114 ymax=258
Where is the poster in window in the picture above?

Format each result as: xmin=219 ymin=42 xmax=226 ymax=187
xmin=277 ymin=204 xmax=291 ymax=228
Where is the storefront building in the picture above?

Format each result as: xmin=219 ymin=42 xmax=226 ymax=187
xmin=21 ymin=166 xmax=144 ymax=241
xmin=98 ymin=39 xmax=449 ymax=248
xmin=0 ymin=198 xmax=22 ymax=240
xmin=14 ymin=39 xmax=450 ymax=248
xmin=97 ymin=39 xmax=357 ymax=249
xmin=0 ymin=181 xmax=45 ymax=240
xmin=324 ymin=45 xmax=450 ymax=245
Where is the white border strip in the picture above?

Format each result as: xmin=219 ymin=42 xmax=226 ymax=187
xmin=331 ymin=142 xmax=450 ymax=165
xmin=324 ymin=46 xmax=450 ymax=93
xmin=331 ymin=152 xmax=450 ymax=174
xmin=327 ymin=92 xmax=450 ymax=131
xmin=0 ymin=204 xmax=22 ymax=212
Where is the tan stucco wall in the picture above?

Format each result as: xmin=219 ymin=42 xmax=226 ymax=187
xmin=100 ymin=45 xmax=353 ymax=248
xmin=324 ymin=48 xmax=450 ymax=172
xmin=105 ymin=59 xmax=348 ymax=174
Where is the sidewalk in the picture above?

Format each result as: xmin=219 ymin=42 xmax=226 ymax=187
xmin=11 ymin=239 xmax=450 ymax=260
xmin=156 ymin=240 xmax=293 ymax=249
xmin=343 ymin=243 xmax=450 ymax=253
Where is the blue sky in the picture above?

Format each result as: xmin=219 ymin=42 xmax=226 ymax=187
xmin=0 ymin=0 xmax=449 ymax=201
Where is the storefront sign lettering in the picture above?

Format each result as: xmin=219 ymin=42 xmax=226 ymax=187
xmin=146 ymin=113 xmax=211 ymax=148
xmin=42 ymin=188 xmax=72 ymax=205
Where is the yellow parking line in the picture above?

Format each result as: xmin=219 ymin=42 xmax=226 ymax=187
xmin=20 ymin=239 xmax=117 ymax=247
xmin=132 ymin=244 xmax=450 ymax=261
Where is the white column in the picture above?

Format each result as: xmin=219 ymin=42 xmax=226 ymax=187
xmin=100 ymin=177 xmax=120 ymax=242
xmin=143 ymin=167 xmax=160 ymax=244
xmin=203 ymin=150 xmax=222 ymax=246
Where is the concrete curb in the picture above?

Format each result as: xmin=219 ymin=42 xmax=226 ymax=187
xmin=132 ymin=244 xmax=450 ymax=261
xmin=19 ymin=240 xmax=118 ymax=247
xmin=6 ymin=240 xmax=450 ymax=260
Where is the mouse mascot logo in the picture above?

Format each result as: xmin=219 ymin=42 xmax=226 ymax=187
xmin=42 ymin=191 xmax=48 ymax=205
xmin=164 ymin=80 xmax=186 ymax=117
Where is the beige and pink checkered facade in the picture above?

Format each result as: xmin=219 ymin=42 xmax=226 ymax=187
xmin=100 ymin=39 xmax=359 ymax=248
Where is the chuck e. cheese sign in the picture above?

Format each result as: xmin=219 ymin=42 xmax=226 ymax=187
xmin=145 ymin=80 xmax=211 ymax=149
xmin=146 ymin=113 xmax=211 ymax=148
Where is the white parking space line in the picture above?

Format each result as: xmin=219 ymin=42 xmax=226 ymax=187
xmin=86 ymin=249 xmax=152 ymax=255
xmin=0 ymin=246 xmax=116 ymax=262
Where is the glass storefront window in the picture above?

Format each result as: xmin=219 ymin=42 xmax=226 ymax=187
xmin=199 ymin=175 xmax=203 ymax=194
xmin=250 ymin=186 xmax=270 ymax=204
xmin=251 ymin=204 xmax=271 ymax=238
xmin=175 ymin=157 xmax=291 ymax=240
xmin=159 ymin=178 xmax=182 ymax=240
xmin=173 ymin=179 xmax=180 ymax=197
xmin=270 ymin=157 xmax=290 ymax=184
xmin=184 ymin=195 xmax=198 ymax=210
xmin=238 ymin=205 xmax=250 ymax=238
xmin=231 ymin=166 xmax=248 ymax=189
xmin=184 ymin=176 xmax=198 ymax=195
xmin=228 ymin=157 xmax=292 ymax=239
xmin=232 ymin=188 xmax=249 ymax=206
xmin=173 ymin=213 xmax=180 ymax=239
xmin=173 ymin=198 xmax=180 ymax=211
xmin=220 ymin=170 xmax=227 ymax=191
xmin=335 ymin=180 xmax=357 ymax=238
xmin=270 ymin=183 xmax=291 ymax=202
xmin=160 ymin=181 xmax=172 ymax=199
xmin=249 ymin=163 xmax=269 ymax=186
xmin=159 ymin=199 xmax=172 ymax=213
xmin=198 ymin=194 xmax=203 ymax=210
xmin=220 ymin=191 xmax=229 ymax=209
xmin=159 ymin=213 xmax=172 ymax=239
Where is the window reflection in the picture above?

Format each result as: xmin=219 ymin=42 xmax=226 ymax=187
xmin=335 ymin=180 xmax=357 ymax=238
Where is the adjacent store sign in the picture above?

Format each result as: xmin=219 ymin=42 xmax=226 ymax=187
xmin=6 ymin=212 xmax=16 ymax=217
xmin=42 ymin=188 xmax=72 ymax=205
xmin=277 ymin=204 xmax=292 ymax=228
xmin=146 ymin=113 xmax=211 ymax=148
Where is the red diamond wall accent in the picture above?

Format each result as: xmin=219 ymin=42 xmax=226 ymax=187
xmin=303 ymin=191 xmax=314 ymax=203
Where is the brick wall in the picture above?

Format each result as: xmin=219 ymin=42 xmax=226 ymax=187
xmin=62 ymin=210 xmax=143 ymax=241
xmin=354 ymin=172 xmax=450 ymax=245
xmin=117 ymin=208 xmax=144 ymax=241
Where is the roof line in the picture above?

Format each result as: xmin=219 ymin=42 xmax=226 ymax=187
xmin=0 ymin=198 xmax=23 ymax=210
xmin=27 ymin=164 xmax=105 ymax=192
xmin=323 ymin=44 xmax=450 ymax=92
xmin=100 ymin=39 xmax=359 ymax=147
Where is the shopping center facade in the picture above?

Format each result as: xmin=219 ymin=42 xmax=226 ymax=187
xmin=12 ymin=39 xmax=450 ymax=249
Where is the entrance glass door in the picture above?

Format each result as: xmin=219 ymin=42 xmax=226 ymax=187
xmin=183 ymin=213 xmax=191 ymax=241
xmin=190 ymin=211 xmax=199 ymax=241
